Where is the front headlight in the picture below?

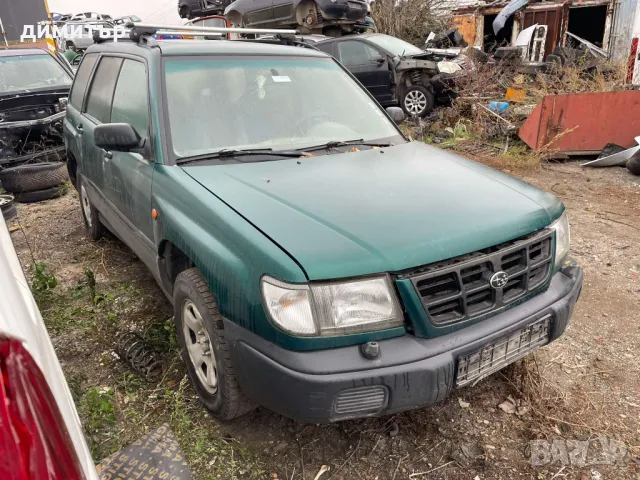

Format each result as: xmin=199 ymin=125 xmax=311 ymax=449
xmin=261 ymin=275 xmax=404 ymax=337
xmin=550 ymin=211 xmax=570 ymax=267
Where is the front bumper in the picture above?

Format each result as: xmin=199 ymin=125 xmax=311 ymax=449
xmin=226 ymin=265 xmax=583 ymax=423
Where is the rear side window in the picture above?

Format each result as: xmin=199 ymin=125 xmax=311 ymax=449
xmin=85 ymin=56 xmax=123 ymax=123
xmin=69 ymin=54 xmax=98 ymax=109
xmin=111 ymin=60 xmax=149 ymax=136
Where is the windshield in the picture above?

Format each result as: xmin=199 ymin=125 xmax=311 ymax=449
xmin=164 ymin=56 xmax=402 ymax=159
xmin=367 ymin=34 xmax=424 ymax=57
xmin=0 ymin=55 xmax=72 ymax=94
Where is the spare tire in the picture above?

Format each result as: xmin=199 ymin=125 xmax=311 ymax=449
xmin=14 ymin=185 xmax=67 ymax=204
xmin=0 ymin=162 xmax=69 ymax=193
xmin=0 ymin=194 xmax=16 ymax=221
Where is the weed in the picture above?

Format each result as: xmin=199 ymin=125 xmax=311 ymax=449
xmin=80 ymin=386 xmax=118 ymax=458
xmin=31 ymin=261 xmax=57 ymax=295
xmin=84 ymin=266 xmax=97 ymax=299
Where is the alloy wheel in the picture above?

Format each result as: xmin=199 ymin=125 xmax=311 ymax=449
xmin=182 ymin=299 xmax=218 ymax=394
xmin=404 ymin=90 xmax=428 ymax=116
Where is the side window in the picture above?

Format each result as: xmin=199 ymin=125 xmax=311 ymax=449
xmin=69 ymin=54 xmax=98 ymax=109
xmin=315 ymin=42 xmax=334 ymax=58
xmin=337 ymin=41 xmax=378 ymax=67
xmin=84 ymin=56 xmax=123 ymax=123
xmin=111 ymin=60 xmax=150 ymax=136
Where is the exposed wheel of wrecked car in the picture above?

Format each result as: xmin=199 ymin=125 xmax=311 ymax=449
xmin=627 ymin=152 xmax=640 ymax=176
xmin=78 ymin=175 xmax=106 ymax=241
xmin=14 ymin=185 xmax=66 ymax=204
xmin=174 ymin=268 xmax=255 ymax=420
xmin=0 ymin=162 xmax=69 ymax=194
xmin=0 ymin=194 xmax=17 ymax=221
xmin=401 ymin=85 xmax=435 ymax=118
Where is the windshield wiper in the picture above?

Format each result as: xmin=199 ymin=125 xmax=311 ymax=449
xmin=297 ymin=139 xmax=393 ymax=152
xmin=176 ymin=148 xmax=305 ymax=165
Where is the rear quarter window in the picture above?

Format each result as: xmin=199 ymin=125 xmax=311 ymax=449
xmin=69 ymin=53 xmax=98 ymax=109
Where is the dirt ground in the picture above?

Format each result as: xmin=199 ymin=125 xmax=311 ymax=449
xmin=6 ymin=157 xmax=640 ymax=480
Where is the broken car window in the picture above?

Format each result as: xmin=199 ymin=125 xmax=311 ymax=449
xmin=0 ymin=54 xmax=72 ymax=94
xmin=164 ymin=56 xmax=402 ymax=160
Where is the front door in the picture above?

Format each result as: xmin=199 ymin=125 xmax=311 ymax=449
xmin=336 ymin=40 xmax=393 ymax=105
xmin=105 ymin=58 xmax=155 ymax=242
xmin=79 ymin=55 xmax=123 ymax=195
xmin=245 ymin=0 xmax=275 ymax=25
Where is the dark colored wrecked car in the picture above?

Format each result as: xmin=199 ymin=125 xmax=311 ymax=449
xmin=315 ymin=33 xmax=465 ymax=117
xmin=0 ymin=49 xmax=73 ymax=170
xmin=224 ymin=0 xmax=367 ymax=35
xmin=179 ymin=0 xmax=232 ymax=18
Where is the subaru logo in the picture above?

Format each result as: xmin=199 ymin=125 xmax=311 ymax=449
xmin=490 ymin=271 xmax=509 ymax=289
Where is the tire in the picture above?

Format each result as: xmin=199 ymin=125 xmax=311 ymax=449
xmin=401 ymin=84 xmax=435 ymax=118
xmin=77 ymin=175 xmax=106 ymax=241
xmin=14 ymin=185 xmax=66 ymax=204
xmin=173 ymin=268 xmax=255 ymax=420
xmin=0 ymin=194 xmax=16 ymax=221
xmin=0 ymin=162 xmax=69 ymax=193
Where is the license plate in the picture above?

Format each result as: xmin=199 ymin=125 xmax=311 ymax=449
xmin=456 ymin=316 xmax=551 ymax=387
xmin=348 ymin=2 xmax=362 ymax=9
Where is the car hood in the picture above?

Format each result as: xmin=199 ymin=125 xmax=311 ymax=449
xmin=182 ymin=142 xmax=563 ymax=281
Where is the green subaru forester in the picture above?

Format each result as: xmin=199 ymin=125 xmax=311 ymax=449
xmin=63 ymin=31 xmax=582 ymax=423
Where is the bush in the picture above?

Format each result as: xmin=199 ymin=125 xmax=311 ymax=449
xmin=372 ymin=0 xmax=450 ymax=46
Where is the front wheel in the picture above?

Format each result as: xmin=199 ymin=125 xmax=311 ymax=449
xmin=173 ymin=268 xmax=255 ymax=420
xmin=401 ymin=85 xmax=435 ymax=118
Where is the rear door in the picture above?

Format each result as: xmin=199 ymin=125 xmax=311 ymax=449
xmin=64 ymin=53 xmax=98 ymax=182
xmin=105 ymin=58 xmax=155 ymax=243
xmin=244 ymin=0 xmax=274 ymax=25
xmin=335 ymin=40 xmax=392 ymax=104
xmin=79 ymin=56 xmax=123 ymax=197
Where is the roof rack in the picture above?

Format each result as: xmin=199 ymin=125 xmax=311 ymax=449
xmin=126 ymin=21 xmax=298 ymax=40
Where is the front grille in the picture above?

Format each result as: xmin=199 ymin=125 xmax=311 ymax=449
xmin=408 ymin=230 xmax=553 ymax=326
xmin=334 ymin=386 xmax=388 ymax=415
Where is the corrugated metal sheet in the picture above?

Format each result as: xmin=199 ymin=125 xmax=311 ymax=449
xmin=609 ymin=0 xmax=639 ymax=58
xmin=0 ymin=0 xmax=48 ymax=42
xmin=519 ymin=91 xmax=640 ymax=153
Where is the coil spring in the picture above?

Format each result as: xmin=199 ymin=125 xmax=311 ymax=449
xmin=115 ymin=332 xmax=164 ymax=381
xmin=411 ymin=70 xmax=421 ymax=84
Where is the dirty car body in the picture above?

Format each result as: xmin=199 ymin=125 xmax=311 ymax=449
xmin=65 ymin=38 xmax=582 ymax=423
xmin=316 ymin=33 xmax=464 ymax=117
xmin=0 ymin=49 xmax=72 ymax=170
xmin=224 ymin=0 xmax=367 ymax=34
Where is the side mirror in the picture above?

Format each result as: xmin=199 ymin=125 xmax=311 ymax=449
xmin=370 ymin=52 xmax=385 ymax=64
xmin=94 ymin=123 xmax=143 ymax=152
xmin=386 ymin=107 xmax=405 ymax=125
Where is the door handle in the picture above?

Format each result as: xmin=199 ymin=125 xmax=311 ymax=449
xmin=101 ymin=149 xmax=113 ymax=160
xmin=76 ymin=123 xmax=83 ymax=132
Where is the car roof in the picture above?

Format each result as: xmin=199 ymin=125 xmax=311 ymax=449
xmin=89 ymin=39 xmax=329 ymax=58
xmin=0 ymin=48 xmax=48 ymax=57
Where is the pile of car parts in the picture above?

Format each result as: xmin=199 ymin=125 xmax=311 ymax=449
xmin=0 ymin=162 xmax=69 ymax=203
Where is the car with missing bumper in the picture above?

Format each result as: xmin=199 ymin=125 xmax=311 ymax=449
xmin=0 ymin=49 xmax=72 ymax=185
xmin=64 ymin=25 xmax=582 ymax=423
xmin=316 ymin=33 xmax=465 ymax=117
